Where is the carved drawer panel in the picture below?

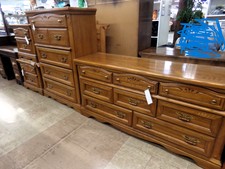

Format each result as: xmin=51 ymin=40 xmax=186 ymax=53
xmin=157 ymin=100 xmax=222 ymax=137
xmin=14 ymin=27 xmax=30 ymax=38
xmin=40 ymin=63 xmax=74 ymax=86
xmin=18 ymin=52 xmax=37 ymax=62
xmin=24 ymin=72 xmax=39 ymax=87
xmin=83 ymin=95 xmax=132 ymax=126
xmin=133 ymin=112 xmax=215 ymax=157
xmin=34 ymin=28 xmax=70 ymax=47
xmin=114 ymin=88 xmax=156 ymax=117
xmin=44 ymin=78 xmax=76 ymax=102
xmin=80 ymin=78 xmax=113 ymax=103
xmin=159 ymin=83 xmax=225 ymax=110
xmin=16 ymin=39 xmax=35 ymax=54
xmin=36 ymin=47 xmax=72 ymax=68
xmin=29 ymin=14 xmax=67 ymax=28
xmin=113 ymin=73 xmax=158 ymax=94
xmin=79 ymin=66 xmax=112 ymax=83
xmin=17 ymin=59 xmax=37 ymax=74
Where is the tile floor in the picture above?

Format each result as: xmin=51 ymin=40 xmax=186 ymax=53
xmin=0 ymin=77 xmax=203 ymax=169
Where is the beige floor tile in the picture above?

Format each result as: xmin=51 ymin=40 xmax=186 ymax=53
xmin=24 ymin=158 xmax=54 ymax=169
xmin=144 ymin=156 xmax=179 ymax=169
xmin=104 ymin=142 xmax=151 ymax=169
xmin=42 ymin=139 xmax=109 ymax=169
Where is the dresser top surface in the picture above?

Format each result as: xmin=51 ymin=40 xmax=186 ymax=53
xmin=74 ymin=53 xmax=225 ymax=90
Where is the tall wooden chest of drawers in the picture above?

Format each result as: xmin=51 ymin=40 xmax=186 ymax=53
xmin=13 ymin=24 xmax=43 ymax=93
xmin=26 ymin=7 xmax=97 ymax=109
xmin=74 ymin=53 xmax=225 ymax=169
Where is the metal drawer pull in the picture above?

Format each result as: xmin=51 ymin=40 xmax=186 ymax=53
xmin=41 ymin=53 xmax=47 ymax=58
xmin=54 ymin=35 xmax=62 ymax=41
xmin=63 ymin=75 xmax=68 ymax=80
xmin=176 ymin=112 xmax=192 ymax=122
xmin=45 ymin=70 xmax=50 ymax=74
xmin=47 ymin=84 xmax=53 ymax=89
xmin=92 ymin=88 xmax=100 ymax=94
xmin=164 ymin=89 xmax=169 ymax=94
xmin=29 ymin=78 xmax=34 ymax=82
xmin=115 ymin=111 xmax=125 ymax=119
xmin=90 ymin=102 xmax=97 ymax=108
xmin=81 ymin=70 xmax=85 ymax=74
xmin=211 ymin=99 xmax=217 ymax=105
xmin=116 ymin=78 xmax=120 ymax=81
xmin=105 ymin=75 xmax=108 ymax=79
xmin=23 ymin=44 xmax=27 ymax=48
xmin=61 ymin=57 xmax=67 ymax=63
xmin=128 ymin=98 xmax=140 ymax=106
xmin=140 ymin=120 xmax=152 ymax=129
xmin=66 ymin=90 xmax=72 ymax=96
xmin=38 ymin=34 xmax=44 ymax=39
xmin=57 ymin=19 xmax=62 ymax=23
xmin=183 ymin=135 xmax=199 ymax=146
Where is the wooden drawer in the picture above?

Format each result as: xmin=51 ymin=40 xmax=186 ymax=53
xmin=113 ymin=73 xmax=158 ymax=94
xmin=159 ymin=83 xmax=225 ymax=110
xmin=80 ymin=78 xmax=113 ymax=103
xmin=18 ymin=52 xmax=37 ymax=62
xmin=40 ymin=63 xmax=74 ymax=86
xmin=29 ymin=14 xmax=67 ymax=28
xmin=79 ymin=66 xmax=112 ymax=83
xmin=17 ymin=59 xmax=37 ymax=74
xmin=157 ymin=100 xmax=222 ymax=137
xmin=14 ymin=27 xmax=30 ymax=38
xmin=44 ymin=78 xmax=76 ymax=102
xmin=33 ymin=28 xmax=70 ymax=47
xmin=83 ymin=95 xmax=132 ymax=126
xmin=24 ymin=72 xmax=39 ymax=87
xmin=10 ymin=58 xmax=19 ymax=71
xmin=114 ymin=88 xmax=157 ymax=116
xmin=16 ymin=39 xmax=35 ymax=54
xmin=37 ymin=47 xmax=72 ymax=68
xmin=133 ymin=112 xmax=215 ymax=157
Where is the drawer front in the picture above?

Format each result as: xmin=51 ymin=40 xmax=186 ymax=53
xmin=24 ymin=72 xmax=39 ymax=87
xmin=16 ymin=40 xmax=34 ymax=54
xmin=14 ymin=27 xmax=30 ymax=38
xmin=133 ymin=112 xmax=215 ymax=157
xmin=20 ymin=63 xmax=36 ymax=74
xmin=159 ymin=83 xmax=225 ymax=110
xmin=37 ymin=47 xmax=72 ymax=68
xmin=114 ymin=88 xmax=156 ymax=116
xmin=41 ymin=63 xmax=74 ymax=86
xmin=44 ymin=78 xmax=76 ymax=102
xmin=83 ymin=95 xmax=132 ymax=126
xmin=10 ymin=58 xmax=19 ymax=71
xmin=79 ymin=66 xmax=112 ymax=83
xmin=33 ymin=29 xmax=69 ymax=47
xmin=33 ymin=28 xmax=48 ymax=44
xmin=18 ymin=53 xmax=37 ymax=62
xmin=80 ymin=78 xmax=113 ymax=103
xmin=29 ymin=14 xmax=67 ymax=28
xmin=157 ymin=100 xmax=222 ymax=137
xmin=48 ymin=29 xmax=70 ymax=47
xmin=113 ymin=73 xmax=158 ymax=94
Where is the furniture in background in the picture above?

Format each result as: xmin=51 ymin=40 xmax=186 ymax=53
xmin=139 ymin=47 xmax=225 ymax=66
xmin=96 ymin=23 xmax=109 ymax=53
xmin=74 ymin=53 xmax=225 ymax=169
xmin=12 ymin=24 xmax=43 ymax=94
xmin=25 ymin=7 xmax=97 ymax=109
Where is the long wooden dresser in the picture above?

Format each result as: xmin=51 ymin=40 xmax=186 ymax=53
xmin=25 ymin=7 xmax=97 ymax=108
xmin=74 ymin=53 xmax=225 ymax=169
xmin=13 ymin=24 xmax=43 ymax=93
